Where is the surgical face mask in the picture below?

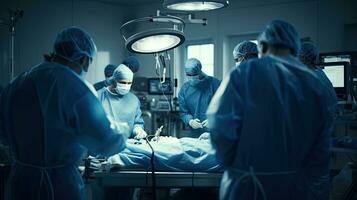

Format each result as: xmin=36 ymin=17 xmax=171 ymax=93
xmin=115 ymin=83 xmax=131 ymax=95
xmin=187 ymin=74 xmax=201 ymax=86
xmin=187 ymin=75 xmax=200 ymax=81
xmin=79 ymin=70 xmax=87 ymax=80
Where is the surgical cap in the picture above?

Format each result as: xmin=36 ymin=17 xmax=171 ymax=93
xmin=122 ymin=56 xmax=140 ymax=73
xmin=233 ymin=41 xmax=258 ymax=59
xmin=185 ymin=58 xmax=202 ymax=74
xmin=258 ymin=20 xmax=300 ymax=56
xmin=299 ymin=42 xmax=319 ymax=65
xmin=54 ymin=27 xmax=97 ymax=61
xmin=104 ymin=64 xmax=118 ymax=78
xmin=113 ymin=64 xmax=134 ymax=82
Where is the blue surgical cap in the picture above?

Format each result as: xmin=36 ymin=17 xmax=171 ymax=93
xmin=233 ymin=41 xmax=258 ymax=59
xmin=258 ymin=20 xmax=300 ymax=56
xmin=299 ymin=42 xmax=319 ymax=65
xmin=104 ymin=64 xmax=118 ymax=78
xmin=54 ymin=27 xmax=97 ymax=61
xmin=122 ymin=56 xmax=140 ymax=73
xmin=185 ymin=58 xmax=202 ymax=74
xmin=113 ymin=64 xmax=134 ymax=82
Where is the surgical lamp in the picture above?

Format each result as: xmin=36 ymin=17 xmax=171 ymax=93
xmin=120 ymin=15 xmax=185 ymax=54
xmin=163 ymin=0 xmax=229 ymax=11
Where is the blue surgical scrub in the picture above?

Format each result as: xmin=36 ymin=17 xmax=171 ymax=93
xmin=0 ymin=62 xmax=126 ymax=200
xmin=179 ymin=75 xmax=221 ymax=137
xmin=97 ymin=87 xmax=144 ymax=138
xmin=207 ymin=55 xmax=337 ymax=200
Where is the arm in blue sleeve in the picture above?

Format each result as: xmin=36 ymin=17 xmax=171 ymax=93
xmin=72 ymin=93 xmax=126 ymax=157
xmin=303 ymin=92 xmax=337 ymax=198
xmin=133 ymin=100 xmax=144 ymax=129
xmin=206 ymin=69 xmax=244 ymax=167
xmin=178 ymin=86 xmax=193 ymax=125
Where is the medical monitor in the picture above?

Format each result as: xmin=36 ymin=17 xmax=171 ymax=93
xmin=148 ymin=78 xmax=173 ymax=95
xmin=321 ymin=62 xmax=348 ymax=98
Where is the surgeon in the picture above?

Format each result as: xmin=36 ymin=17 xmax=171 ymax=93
xmin=299 ymin=42 xmax=334 ymax=89
xmin=0 ymin=27 xmax=127 ymax=200
xmin=97 ymin=64 xmax=146 ymax=139
xmin=207 ymin=20 xmax=337 ymax=200
xmin=93 ymin=64 xmax=118 ymax=91
xmin=122 ymin=55 xmax=141 ymax=73
xmin=178 ymin=58 xmax=221 ymax=138
xmin=233 ymin=40 xmax=258 ymax=67
xmin=93 ymin=56 xmax=140 ymax=91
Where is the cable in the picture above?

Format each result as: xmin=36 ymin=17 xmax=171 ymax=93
xmin=145 ymin=135 xmax=157 ymax=200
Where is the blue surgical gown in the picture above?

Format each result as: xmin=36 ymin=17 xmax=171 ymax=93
xmin=207 ymin=55 xmax=337 ymax=200
xmin=178 ymin=76 xmax=221 ymax=137
xmin=0 ymin=62 xmax=126 ymax=200
xmin=97 ymin=88 xmax=144 ymax=138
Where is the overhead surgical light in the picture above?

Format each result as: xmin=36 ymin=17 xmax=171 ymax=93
xmin=163 ymin=0 xmax=229 ymax=11
xmin=120 ymin=15 xmax=185 ymax=54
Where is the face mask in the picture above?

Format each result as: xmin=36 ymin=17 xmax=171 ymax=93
xmin=235 ymin=61 xmax=241 ymax=67
xmin=187 ymin=75 xmax=200 ymax=81
xmin=115 ymin=83 xmax=131 ymax=95
xmin=79 ymin=70 xmax=87 ymax=80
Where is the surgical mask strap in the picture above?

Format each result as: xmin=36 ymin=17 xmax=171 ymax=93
xmin=52 ymin=54 xmax=86 ymax=74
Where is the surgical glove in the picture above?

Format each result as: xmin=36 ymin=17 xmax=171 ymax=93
xmin=189 ymin=119 xmax=203 ymax=129
xmin=198 ymin=132 xmax=210 ymax=140
xmin=201 ymin=119 xmax=208 ymax=128
xmin=133 ymin=127 xmax=147 ymax=139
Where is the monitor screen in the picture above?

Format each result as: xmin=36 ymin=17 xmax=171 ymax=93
xmin=322 ymin=65 xmax=344 ymax=88
xmin=148 ymin=78 xmax=173 ymax=95
xmin=321 ymin=55 xmax=351 ymax=63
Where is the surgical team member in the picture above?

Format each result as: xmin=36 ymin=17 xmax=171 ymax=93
xmin=233 ymin=40 xmax=258 ymax=66
xmin=207 ymin=20 xmax=337 ymax=200
xmin=299 ymin=42 xmax=334 ymax=89
xmin=93 ymin=64 xmax=117 ymax=91
xmin=178 ymin=58 xmax=221 ymax=138
xmin=0 ymin=27 xmax=126 ymax=200
xmin=97 ymin=64 xmax=147 ymax=139
xmin=122 ymin=55 xmax=141 ymax=73
xmin=93 ymin=56 xmax=140 ymax=91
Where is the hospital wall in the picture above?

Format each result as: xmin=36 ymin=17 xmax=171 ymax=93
xmin=131 ymin=0 xmax=357 ymax=91
xmin=0 ymin=0 xmax=132 ymax=86
xmin=1 ymin=0 xmax=356 ymax=89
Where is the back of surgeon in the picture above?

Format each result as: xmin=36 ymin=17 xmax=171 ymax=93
xmin=0 ymin=62 xmax=125 ymax=200
xmin=214 ymin=55 xmax=336 ymax=200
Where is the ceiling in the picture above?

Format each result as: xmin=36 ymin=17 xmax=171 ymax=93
xmin=94 ymin=0 xmax=162 ymax=6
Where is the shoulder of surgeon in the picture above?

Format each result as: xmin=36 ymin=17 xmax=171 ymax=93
xmin=207 ymin=75 xmax=221 ymax=87
xmin=126 ymin=91 xmax=140 ymax=102
xmin=33 ymin=61 xmax=95 ymax=99
xmin=96 ymin=86 xmax=107 ymax=97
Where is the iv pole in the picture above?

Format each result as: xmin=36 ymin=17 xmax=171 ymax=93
xmin=0 ymin=9 xmax=24 ymax=81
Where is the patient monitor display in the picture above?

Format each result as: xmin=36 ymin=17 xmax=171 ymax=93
xmin=322 ymin=65 xmax=345 ymax=88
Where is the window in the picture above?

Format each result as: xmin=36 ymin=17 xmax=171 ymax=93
xmin=187 ymin=43 xmax=214 ymax=76
xmin=87 ymin=51 xmax=110 ymax=84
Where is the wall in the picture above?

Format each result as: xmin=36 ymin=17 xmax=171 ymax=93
xmin=131 ymin=0 xmax=357 ymax=89
xmin=1 ymin=0 xmax=356 ymax=87
xmin=0 ymin=0 xmax=132 ymax=86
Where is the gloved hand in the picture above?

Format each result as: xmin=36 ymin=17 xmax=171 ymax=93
xmin=201 ymin=119 xmax=208 ymax=128
xmin=189 ymin=119 xmax=203 ymax=129
xmin=198 ymin=132 xmax=210 ymax=140
xmin=133 ymin=127 xmax=148 ymax=139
